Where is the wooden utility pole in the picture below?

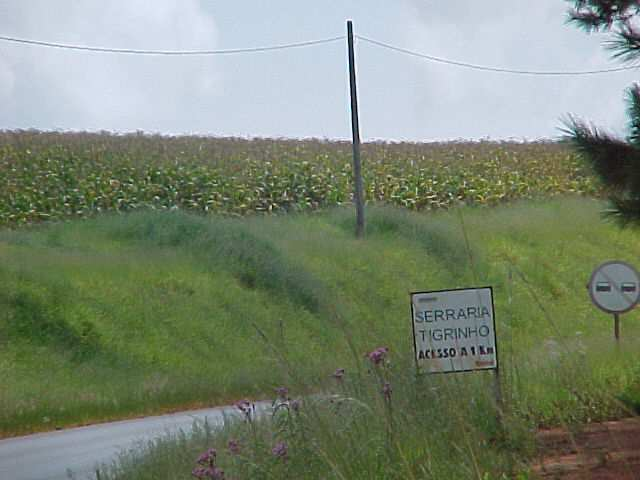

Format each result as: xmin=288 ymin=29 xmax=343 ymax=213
xmin=347 ymin=20 xmax=365 ymax=238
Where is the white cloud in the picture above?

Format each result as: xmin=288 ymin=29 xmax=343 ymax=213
xmin=0 ymin=0 xmax=220 ymax=132
xmin=0 ymin=53 xmax=15 ymax=104
xmin=384 ymin=0 xmax=640 ymax=140
xmin=1 ymin=0 xmax=637 ymax=140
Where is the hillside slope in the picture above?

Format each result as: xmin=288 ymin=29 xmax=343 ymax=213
xmin=1 ymin=198 xmax=639 ymax=437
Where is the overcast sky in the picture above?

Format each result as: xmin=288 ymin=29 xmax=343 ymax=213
xmin=0 ymin=0 xmax=637 ymax=141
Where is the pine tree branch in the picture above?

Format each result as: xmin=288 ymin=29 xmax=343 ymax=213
xmin=607 ymin=24 xmax=640 ymax=62
xmin=568 ymin=10 xmax=607 ymax=33
xmin=567 ymin=1 xmax=640 ymax=34
xmin=606 ymin=194 xmax=640 ymax=226
xmin=626 ymin=83 xmax=640 ymax=146
xmin=564 ymin=1 xmax=640 ymax=225
xmin=561 ymin=116 xmax=640 ymax=191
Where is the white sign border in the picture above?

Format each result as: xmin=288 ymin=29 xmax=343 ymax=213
xmin=410 ymin=286 xmax=499 ymax=375
xmin=588 ymin=260 xmax=640 ymax=314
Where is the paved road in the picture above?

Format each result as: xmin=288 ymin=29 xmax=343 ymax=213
xmin=0 ymin=402 xmax=270 ymax=480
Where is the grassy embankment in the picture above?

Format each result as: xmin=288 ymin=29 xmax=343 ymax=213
xmin=1 ymin=198 xmax=640 ymax=478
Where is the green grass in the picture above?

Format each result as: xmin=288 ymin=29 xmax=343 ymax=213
xmin=0 ymin=131 xmax=600 ymax=225
xmin=2 ymin=197 xmax=640 ymax=477
xmin=1 ymin=197 xmax=639 ymax=440
xmin=99 ymin=370 xmax=529 ymax=479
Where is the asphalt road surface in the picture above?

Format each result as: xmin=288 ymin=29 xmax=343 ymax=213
xmin=0 ymin=402 xmax=269 ymax=480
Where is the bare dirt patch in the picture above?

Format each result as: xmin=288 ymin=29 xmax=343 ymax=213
xmin=532 ymin=417 xmax=640 ymax=479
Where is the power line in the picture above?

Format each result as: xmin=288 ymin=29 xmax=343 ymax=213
xmin=0 ymin=34 xmax=345 ymax=56
xmin=2 ymin=30 xmax=638 ymax=76
xmin=357 ymin=35 xmax=640 ymax=76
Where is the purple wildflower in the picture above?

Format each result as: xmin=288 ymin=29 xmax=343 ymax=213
xmin=208 ymin=467 xmax=225 ymax=480
xmin=366 ymin=346 xmax=389 ymax=365
xmin=275 ymin=386 xmax=289 ymax=400
xmin=192 ymin=465 xmax=225 ymax=479
xmin=382 ymin=382 xmax=392 ymax=401
xmin=271 ymin=441 xmax=288 ymax=460
xmin=196 ymin=448 xmax=217 ymax=465
xmin=192 ymin=467 xmax=209 ymax=479
xmin=227 ymin=439 xmax=241 ymax=455
xmin=331 ymin=368 xmax=345 ymax=381
xmin=192 ymin=447 xmax=224 ymax=479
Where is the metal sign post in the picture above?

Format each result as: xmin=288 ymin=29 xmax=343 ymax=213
xmin=587 ymin=260 xmax=640 ymax=342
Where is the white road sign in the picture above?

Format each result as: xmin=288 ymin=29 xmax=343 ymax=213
xmin=410 ymin=287 xmax=497 ymax=374
xmin=588 ymin=261 xmax=640 ymax=314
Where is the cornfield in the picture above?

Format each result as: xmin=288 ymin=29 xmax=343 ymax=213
xmin=0 ymin=130 xmax=600 ymax=226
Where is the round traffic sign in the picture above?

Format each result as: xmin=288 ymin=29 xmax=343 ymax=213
xmin=588 ymin=261 xmax=640 ymax=314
